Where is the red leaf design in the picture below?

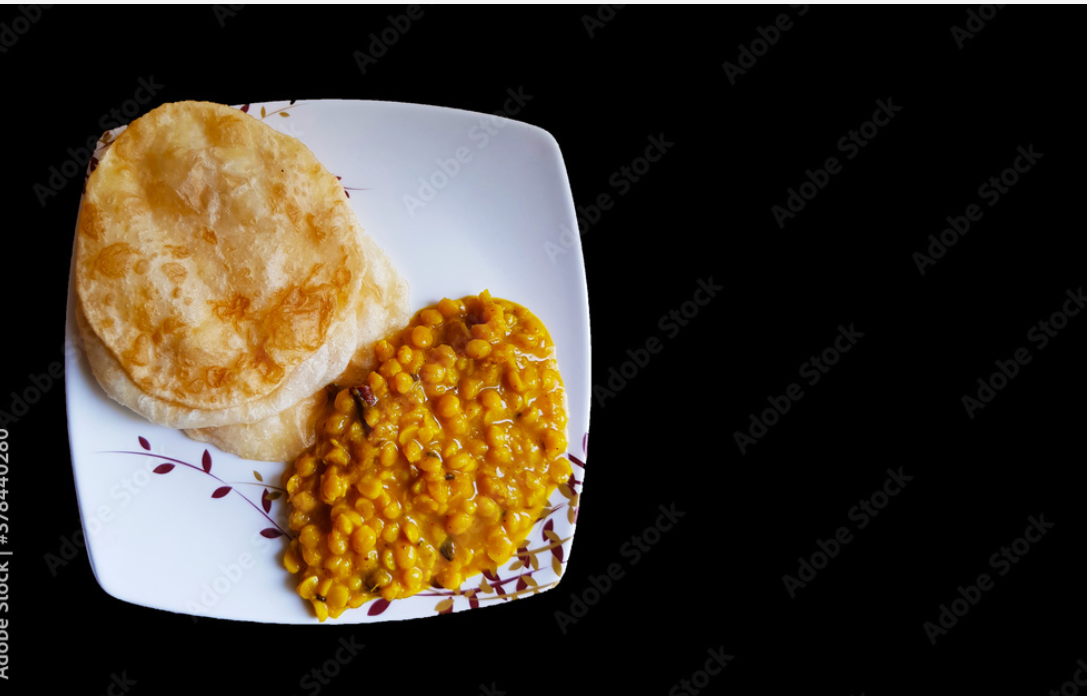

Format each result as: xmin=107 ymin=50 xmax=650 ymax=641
xmin=494 ymin=582 xmax=506 ymax=597
xmin=552 ymin=544 xmax=563 ymax=562
xmin=516 ymin=577 xmax=527 ymax=592
xmin=568 ymin=452 xmax=585 ymax=469
xmin=367 ymin=598 xmax=390 ymax=616
xmin=518 ymin=546 xmax=530 ymax=568
xmin=482 ymin=568 xmax=499 ymax=582
xmin=542 ymin=518 xmax=554 ymax=542
xmin=202 ymin=450 xmax=212 ymax=473
xmin=153 ymin=463 xmax=174 ymax=474
xmin=240 ymin=104 xmax=250 ymax=113
xmin=211 ymin=486 xmax=231 ymax=498
xmin=469 ymin=595 xmax=479 ymax=609
xmin=262 ymin=489 xmax=272 ymax=513
xmin=138 ymin=437 xmax=150 ymax=450
xmin=260 ymin=528 xmax=283 ymax=539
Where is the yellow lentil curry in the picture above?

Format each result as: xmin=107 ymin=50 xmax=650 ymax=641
xmin=281 ymin=291 xmax=571 ymax=620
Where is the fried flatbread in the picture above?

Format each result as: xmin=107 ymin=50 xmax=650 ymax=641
xmin=182 ymin=389 xmax=329 ymax=463
xmin=75 ymin=298 xmax=358 ymax=429
xmin=183 ymin=228 xmax=411 ymax=459
xmin=76 ymin=100 xmax=365 ymax=416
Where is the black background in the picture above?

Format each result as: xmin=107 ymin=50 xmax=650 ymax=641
xmin=3 ymin=5 xmax=1085 ymax=694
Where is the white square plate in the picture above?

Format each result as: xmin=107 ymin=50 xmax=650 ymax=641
xmin=64 ymin=99 xmax=590 ymax=623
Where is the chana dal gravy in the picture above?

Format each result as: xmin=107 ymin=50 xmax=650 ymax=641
xmin=281 ymin=291 xmax=571 ymax=620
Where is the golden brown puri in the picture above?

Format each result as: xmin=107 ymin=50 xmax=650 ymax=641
xmin=184 ymin=228 xmax=411 ymax=459
xmin=75 ymin=101 xmax=366 ymax=415
xmin=183 ymin=390 xmax=328 ymax=463
xmin=75 ymin=298 xmax=359 ymax=429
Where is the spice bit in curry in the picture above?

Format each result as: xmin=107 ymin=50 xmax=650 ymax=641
xmin=281 ymin=291 xmax=571 ymax=620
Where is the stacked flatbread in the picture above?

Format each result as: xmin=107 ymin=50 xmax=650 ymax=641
xmin=75 ymin=101 xmax=408 ymax=461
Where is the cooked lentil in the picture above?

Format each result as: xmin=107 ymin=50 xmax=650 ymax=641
xmin=282 ymin=291 xmax=571 ymax=620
